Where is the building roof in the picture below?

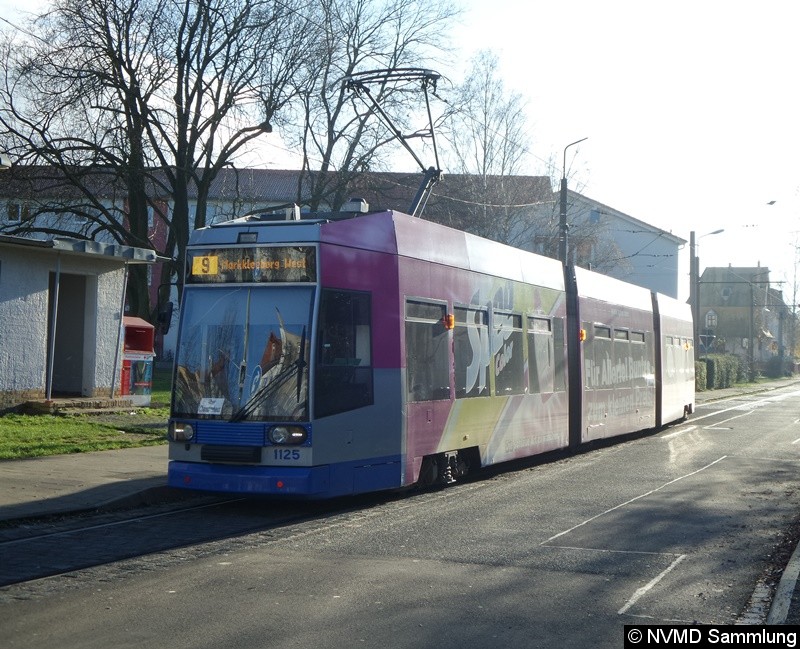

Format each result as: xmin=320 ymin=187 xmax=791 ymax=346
xmin=699 ymin=266 xmax=776 ymax=308
xmin=0 ymin=165 xmax=553 ymax=210
xmin=0 ymin=234 xmax=158 ymax=264
xmin=565 ymin=189 xmax=685 ymax=245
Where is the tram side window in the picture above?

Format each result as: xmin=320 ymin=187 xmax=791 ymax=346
xmin=494 ymin=312 xmax=525 ymax=395
xmin=406 ymin=300 xmax=450 ymax=402
xmin=315 ymin=289 xmax=373 ymax=418
xmin=553 ymin=317 xmax=566 ymax=392
xmin=528 ymin=316 xmax=565 ymax=393
xmin=630 ymin=330 xmax=648 ymax=388
xmin=613 ymin=329 xmax=632 ymax=389
xmin=528 ymin=316 xmax=554 ymax=394
xmin=454 ymin=306 xmax=490 ymax=398
xmin=591 ymin=325 xmax=613 ymax=390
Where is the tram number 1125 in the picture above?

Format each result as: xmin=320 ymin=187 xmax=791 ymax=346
xmin=273 ymin=449 xmax=301 ymax=461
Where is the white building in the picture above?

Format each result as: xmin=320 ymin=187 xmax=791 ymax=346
xmin=0 ymin=235 xmax=156 ymax=409
xmin=531 ymin=190 xmax=685 ymax=299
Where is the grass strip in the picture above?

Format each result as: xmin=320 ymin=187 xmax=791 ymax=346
xmin=0 ymin=411 xmax=167 ymax=460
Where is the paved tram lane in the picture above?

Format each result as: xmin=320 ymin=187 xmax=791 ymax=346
xmin=3 ymin=386 xmax=800 ymax=648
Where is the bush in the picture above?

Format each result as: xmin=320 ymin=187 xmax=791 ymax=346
xmin=704 ymin=354 xmax=741 ymax=389
xmin=764 ymin=355 xmax=794 ymax=379
xmin=736 ymin=359 xmax=750 ymax=383
xmin=695 ymin=361 xmax=707 ymax=392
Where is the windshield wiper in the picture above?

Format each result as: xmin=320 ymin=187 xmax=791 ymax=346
xmin=229 ymin=365 xmax=295 ymax=422
xmin=229 ymin=328 xmax=308 ymax=423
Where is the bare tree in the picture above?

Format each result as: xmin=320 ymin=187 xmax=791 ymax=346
xmin=434 ymin=51 xmax=547 ymax=245
xmin=286 ymin=0 xmax=458 ymax=211
xmin=0 ymin=0 xmax=313 ymax=316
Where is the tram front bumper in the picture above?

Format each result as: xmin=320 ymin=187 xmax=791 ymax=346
xmin=167 ymin=460 xmax=332 ymax=497
xmin=168 ymin=454 xmax=403 ymax=499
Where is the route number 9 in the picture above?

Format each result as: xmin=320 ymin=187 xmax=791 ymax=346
xmin=192 ymin=255 xmax=218 ymax=276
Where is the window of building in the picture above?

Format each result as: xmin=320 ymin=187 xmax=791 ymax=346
xmin=705 ymin=310 xmax=718 ymax=329
xmin=6 ymin=202 xmax=30 ymax=222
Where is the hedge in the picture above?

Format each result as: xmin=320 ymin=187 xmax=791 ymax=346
xmin=701 ymin=354 xmax=742 ymax=389
xmin=695 ymin=360 xmax=707 ymax=392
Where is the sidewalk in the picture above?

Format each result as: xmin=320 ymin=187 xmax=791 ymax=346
xmin=693 ymin=377 xmax=800 ymax=406
xmin=0 ymin=444 xmax=170 ymax=522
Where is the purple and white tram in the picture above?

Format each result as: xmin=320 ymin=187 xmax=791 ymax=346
xmin=167 ymin=208 xmax=694 ymax=498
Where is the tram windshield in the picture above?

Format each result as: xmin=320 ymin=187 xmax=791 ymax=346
xmin=172 ymin=286 xmax=313 ymax=421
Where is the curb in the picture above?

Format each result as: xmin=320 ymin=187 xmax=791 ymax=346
xmin=767 ymin=538 xmax=800 ymax=624
xmin=0 ymin=486 xmax=211 ymax=526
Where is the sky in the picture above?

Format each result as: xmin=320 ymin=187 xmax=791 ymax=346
xmin=447 ymin=0 xmax=800 ymax=301
xmin=1 ymin=0 xmax=799 ymax=301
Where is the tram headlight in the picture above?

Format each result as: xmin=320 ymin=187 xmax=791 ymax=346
xmin=169 ymin=421 xmax=195 ymax=442
xmin=268 ymin=425 xmax=307 ymax=445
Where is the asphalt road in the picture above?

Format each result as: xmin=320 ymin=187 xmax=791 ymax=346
xmin=3 ymin=387 xmax=800 ymax=648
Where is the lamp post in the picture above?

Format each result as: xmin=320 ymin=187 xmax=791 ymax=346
xmin=689 ymin=228 xmax=724 ymax=352
xmin=559 ymin=137 xmax=587 ymax=264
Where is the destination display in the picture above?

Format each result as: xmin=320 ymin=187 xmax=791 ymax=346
xmin=187 ymin=246 xmax=317 ymax=284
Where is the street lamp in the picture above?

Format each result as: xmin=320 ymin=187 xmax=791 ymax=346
xmin=689 ymin=228 xmax=724 ymax=352
xmin=0 ymin=153 xmax=10 ymax=170
xmin=559 ymin=137 xmax=587 ymax=264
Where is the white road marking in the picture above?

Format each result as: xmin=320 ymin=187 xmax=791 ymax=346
xmin=542 ymin=544 xmax=682 ymax=558
xmin=703 ymin=409 xmax=754 ymax=430
xmin=661 ymin=426 xmax=696 ymax=440
xmin=687 ymin=391 xmax=800 ymax=425
xmin=540 ymin=456 xmax=727 ymax=546
xmin=618 ymin=554 xmax=687 ymax=615
xmin=670 ymin=391 xmax=800 ymax=440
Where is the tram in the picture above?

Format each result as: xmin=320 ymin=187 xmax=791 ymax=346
xmin=167 ymin=207 xmax=694 ymax=498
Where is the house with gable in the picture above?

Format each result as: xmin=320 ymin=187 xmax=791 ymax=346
xmin=698 ymin=265 xmax=793 ymax=374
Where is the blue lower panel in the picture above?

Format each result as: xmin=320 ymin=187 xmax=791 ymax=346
xmin=168 ymin=455 xmax=402 ymax=499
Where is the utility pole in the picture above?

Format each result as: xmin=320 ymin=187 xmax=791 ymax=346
xmin=690 ymin=231 xmax=698 ymax=351
xmin=559 ymin=137 xmax=587 ymax=264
